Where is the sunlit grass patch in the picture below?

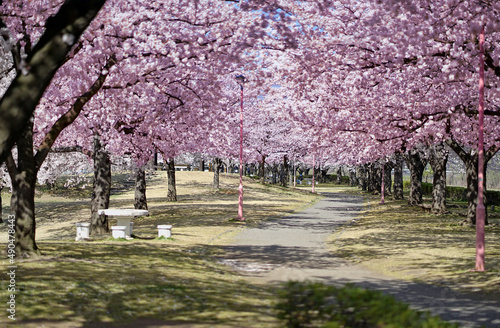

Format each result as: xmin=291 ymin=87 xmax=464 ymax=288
xmin=0 ymin=171 xmax=319 ymax=327
xmin=328 ymin=190 xmax=500 ymax=298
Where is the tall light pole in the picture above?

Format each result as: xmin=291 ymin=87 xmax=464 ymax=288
xmin=312 ymin=154 xmax=316 ymax=193
xmin=476 ymin=26 xmax=486 ymax=271
xmin=235 ymin=75 xmax=247 ymax=221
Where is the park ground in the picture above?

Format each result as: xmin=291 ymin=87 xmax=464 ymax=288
xmin=0 ymin=171 xmax=499 ymax=327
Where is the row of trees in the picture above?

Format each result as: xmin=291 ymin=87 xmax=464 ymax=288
xmin=1 ymin=1 xmax=499 ymax=257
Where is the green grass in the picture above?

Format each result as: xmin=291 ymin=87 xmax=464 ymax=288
xmin=328 ymin=187 xmax=500 ymax=298
xmin=1 ymin=241 xmax=279 ymax=327
xmin=0 ymin=171 xmax=319 ymax=327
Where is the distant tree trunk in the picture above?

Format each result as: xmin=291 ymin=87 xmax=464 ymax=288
xmin=318 ymin=167 xmax=328 ymax=183
xmin=134 ymin=166 xmax=148 ymax=210
xmin=367 ymin=163 xmax=380 ymax=193
xmin=281 ymin=155 xmax=289 ymax=187
xmin=213 ymin=157 xmax=222 ymax=189
xmin=90 ymin=133 xmax=111 ymax=235
xmin=6 ymin=120 xmax=40 ymax=257
xmin=271 ymin=164 xmax=278 ymax=184
xmin=153 ymin=152 xmax=158 ymax=170
xmin=0 ymin=186 xmax=2 ymax=222
xmin=383 ymin=162 xmax=392 ymax=196
xmin=258 ymin=155 xmax=266 ymax=183
xmin=349 ymin=168 xmax=357 ymax=187
xmin=357 ymin=165 xmax=367 ymax=191
xmin=446 ymin=140 xmax=499 ymax=225
xmin=336 ymin=166 xmax=343 ymax=184
xmin=429 ymin=143 xmax=448 ymax=214
xmin=393 ymin=153 xmax=404 ymax=200
xmin=405 ymin=147 xmax=427 ymax=206
xmin=199 ymin=159 xmax=205 ymax=172
xmin=167 ymin=157 xmax=177 ymax=201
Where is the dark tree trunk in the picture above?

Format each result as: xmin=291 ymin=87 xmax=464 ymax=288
xmin=367 ymin=163 xmax=381 ymax=193
xmin=0 ymin=0 xmax=106 ymax=164
xmin=90 ymin=134 xmax=111 ymax=235
xmin=349 ymin=168 xmax=357 ymax=187
xmin=318 ymin=167 xmax=328 ymax=183
xmin=134 ymin=166 xmax=148 ymax=210
xmin=167 ymin=157 xmax=177 ymax=201
xmin=393 ymin=153 xmax=404 ymax=200
xmin=429 ymin=143 xmax=449 ymax=214
xmin=7 ymin=120 xmax=40 ymax=257
xmin=258 ymin=155 xmax=266 ymax=184
xmin=336 ymin=166 xmax=342 ymax=184
xmin=281 ymin=155 xmax=289 ymax=187
xmin=357 ymin=165 xmax=367 ymax=191
xmin=213 ymin=157 xmax=222 ymax=189
xmin=153 ymin=152 xmax=158 ymax=170
xmin=271 ymin=164 xmax=278 ymax=184
xmin=199 ymin=159 xmax=205 ymax=172
xmin=383 ymin=162 xmax=392 ymax=196
xmin=405 ymin=147 xmax=428 ymax=206
xmin=446 ymin=140 xmax=500 ymax=225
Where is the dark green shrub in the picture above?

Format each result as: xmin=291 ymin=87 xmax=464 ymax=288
xmin=275 ymin=281 xmax=459 ymax=328
xmin=401 ymin=181 xmax=500 ymax=205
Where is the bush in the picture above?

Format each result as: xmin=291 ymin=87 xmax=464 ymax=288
xmin=402 ymin=181 xmax=500 ymax=205
xmin=275 ymin=281 xmax=459 ymax=328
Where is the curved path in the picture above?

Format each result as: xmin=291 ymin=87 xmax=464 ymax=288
xmin=219 ymin=192 xmax=500 ymax=328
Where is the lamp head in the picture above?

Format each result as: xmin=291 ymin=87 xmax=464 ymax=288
xmin=235 ymin=75 xmax=247 ymax=89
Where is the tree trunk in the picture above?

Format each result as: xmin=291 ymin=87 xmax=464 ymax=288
xmin=281 ymin=155 xmax=289 ymax=187
xmin=8 ymin=120 xmax=40 ymax=257
xmin=134 ymin=166 xmax=148 ymax=210
xmin=393 ymin=153 xmax=404 ymax=200
xmin=199 ymin=159 xmax=205 ymax=172
xmin=0 ymin=186 xmax=2 ymax=222
xmin=153 ymin=152 xmax=158 ymax=170
xmin=429 ymin=143 xmax=448 ymax=214
xmin=367 ymin=163 xmax=380 ymax=193
xmin=405 ymin=147 xmax=427 ymax=206
xmin=213 ymin=157 xmax=222 ymax=189
xmin=167 ymin=157 xmax=177 ymax=201
xmin=357 ymin=165 xmax=367 ymax=191
xmin=271 ymin=164 xmax=278 ymax=184
xmin=318 ymin=167 xmax=328 ymax=183
xmin=383 ymin=162 xmax=392 ymax=196
xmin=90 ymin=134 xmax=111 ymax=235
xmin=336 ymin=166 xmax=342 ymax=184
xmin=349 ymin=168 xmax=357 ymax=187
xmin=446 ymin=140 xmax=500 ymax=225
xmin=258 ymin=155 xmax=266 ymax=184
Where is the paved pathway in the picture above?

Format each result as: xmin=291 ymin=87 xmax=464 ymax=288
xmin=219 ymin=192 xmax=500 ymax=328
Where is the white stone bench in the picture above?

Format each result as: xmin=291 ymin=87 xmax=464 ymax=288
xmin=75 ymin=222 xmax=90 ymax=241
xmin=157 ymin=225 xmax=173 ymax=238
xmin=98 ymin=209 xmax=149 ymax=239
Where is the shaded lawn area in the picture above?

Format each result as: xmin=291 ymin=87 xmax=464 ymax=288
xmin=327 ymin=187 xmax=500 ymax=299
xmin=0 ymin=171 xmax=320 ymax=327
xmin=2 ymin=241 xmax=279 ymax=328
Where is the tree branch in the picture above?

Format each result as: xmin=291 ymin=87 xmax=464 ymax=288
xmin=35 ymin=56 xmax=116 ymax=170
xmin=0 ymin=0 xmax=107 ymax=165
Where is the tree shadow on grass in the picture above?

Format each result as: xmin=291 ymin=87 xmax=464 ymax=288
xmin=12 ymin=242 xmax=278 ymax=328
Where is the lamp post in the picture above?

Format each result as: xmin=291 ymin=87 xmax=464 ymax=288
xmin=312 ymin=154 xmax=316 ymax=193
xmin=380 ymin=161 xmax=385 ymax=205
xmin=235 ymin=75 xmax=247 ymax=221
xmin=476 ymin=27 xmax=486 ymax=271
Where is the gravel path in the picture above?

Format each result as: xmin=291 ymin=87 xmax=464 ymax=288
xmin=219 ymin=192 xmax=500 ymax=328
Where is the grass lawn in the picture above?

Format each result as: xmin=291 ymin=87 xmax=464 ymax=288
xmin=0 ymin=171 xmax=319 ymax=327
xmin=324 ymin=185 xmax=500 ymax=299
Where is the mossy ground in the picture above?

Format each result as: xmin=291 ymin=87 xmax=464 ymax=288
xmin=0 ymin=171 xmax=319 ymax=327
xmin=321 ymin=185 xmax=500 ymax=299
